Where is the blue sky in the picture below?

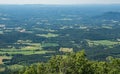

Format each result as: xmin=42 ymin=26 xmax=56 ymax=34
xmin=0 ymin=0 xmax=119 ymax=4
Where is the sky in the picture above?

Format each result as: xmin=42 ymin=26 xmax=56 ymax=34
xmin=0 ymin=0 xmax=120 ymax=4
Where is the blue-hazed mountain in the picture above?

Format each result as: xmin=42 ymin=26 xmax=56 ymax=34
xmin=93 ymin=12 xmax=120 ymax=20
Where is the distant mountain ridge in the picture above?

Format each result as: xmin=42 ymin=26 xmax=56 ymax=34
xmin=94 ymin=12 xmax=120 ymax=20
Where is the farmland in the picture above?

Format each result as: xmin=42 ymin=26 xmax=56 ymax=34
xmin=87 ymin=40 xmax=120 ymax=47
xmin=0 ymin=5 xmax=120 ymax=73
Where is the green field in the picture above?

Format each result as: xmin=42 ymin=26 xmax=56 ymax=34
xmin=42 ymin=43 xmax=59 ymax=47
xmin=0 ymin=42 xmax=58 ymax=56
xmin=36 ymin=33 xmax=59 ymax=38
xmin=87 ymin=40 xmax=120 ymax=47
xmin=0 ymin=42 xmax=57 ymax=64
xmin=0 ymin=56 xmax=11 ymax=64
xmin=0 ymin=50 xmax=49 ymax=55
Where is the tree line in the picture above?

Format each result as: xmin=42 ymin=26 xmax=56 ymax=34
xmin=2 ymin=50 xmax=120 ymax=74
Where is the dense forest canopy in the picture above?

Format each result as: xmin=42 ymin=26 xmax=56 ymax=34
xmin=1 ymin=50 xmax=120 ymax=74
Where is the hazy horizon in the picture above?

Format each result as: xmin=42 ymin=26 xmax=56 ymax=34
xmin=0 ymin=0 xmax=120 ymax=5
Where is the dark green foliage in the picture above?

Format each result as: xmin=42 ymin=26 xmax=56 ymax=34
xmin=8 ymin=50 xmax=120 ymax=74
xmin=9 ymin=54 xmax=51 ymax=65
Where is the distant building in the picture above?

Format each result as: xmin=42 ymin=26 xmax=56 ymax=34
xmin=19 ymin=29 xmax=26 ymax=32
